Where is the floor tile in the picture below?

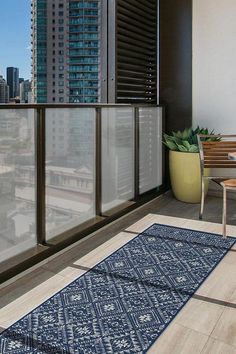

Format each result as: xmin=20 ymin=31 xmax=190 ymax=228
xmin=175 ymin=298 xmax=224 ymax=335
xmin=196 ymin=262 xmax=236 ymax=302
xmin=201 ymin=338 xmax=236 ymax=354
xmin=229 ymin=288 xmax=236 ymax=304
xmin=211 ymin=308 xmax=236 ymax=347
xmin=0 ymin=267 xmax=59 ymax=308
xmin=148 ymin=323 xmax=208 ymax=354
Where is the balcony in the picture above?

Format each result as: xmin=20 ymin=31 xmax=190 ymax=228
xmin=1 ymin=0 xmax=236 ymax=352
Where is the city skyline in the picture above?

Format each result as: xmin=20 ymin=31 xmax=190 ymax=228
xmin=0 ymin=0 xmax=31 ymax=80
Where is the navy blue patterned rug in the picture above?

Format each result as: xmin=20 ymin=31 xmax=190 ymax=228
xmin=0 ymin=224 xmax=235 ymax=353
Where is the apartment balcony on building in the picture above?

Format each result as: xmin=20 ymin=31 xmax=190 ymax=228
xmin=0 ymin=0 xmax=236 ymax=353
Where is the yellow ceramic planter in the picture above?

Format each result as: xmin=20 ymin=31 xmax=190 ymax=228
xmin=169 ymin=150 xmax=210 ymax=203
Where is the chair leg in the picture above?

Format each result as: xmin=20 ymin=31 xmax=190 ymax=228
xmin=222 ymin=186 xmax=227 ymax=238
xmin=199 ymin=178 xmax=205 ymax=220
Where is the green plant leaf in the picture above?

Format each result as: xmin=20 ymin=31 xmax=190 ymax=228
xmin=182 ymin=128 xmax=192 ymax=140
xmin=182 ymin=140 xmax=191 ymax=150
xmin=163 ymin=141 xmax=178 ymax=150
xmin=189 ymin=144 xmax=199 ymax=152
xmin=163 ymin=134 xmax=177 ymax=143
xmin=173 ymin=130 xmax=183 ymax=139
xmin=176 ymin=144 xmax=188 ymax=152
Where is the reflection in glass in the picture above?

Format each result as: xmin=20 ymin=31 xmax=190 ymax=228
xmin=0 ymin=109 xmax=36 ymax=262
xmin=102 ymin=107 xmax=135 ymax=212
xmin=45 ymin=108 xmax=96 ymax=240
xmin=139 ymin=107 xmax=162 ymax=194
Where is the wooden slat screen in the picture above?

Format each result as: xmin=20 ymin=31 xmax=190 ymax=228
xmin=116 ymin=0 xmax=158 ymax=103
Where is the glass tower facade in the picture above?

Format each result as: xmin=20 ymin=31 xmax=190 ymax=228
xmin=32 ymin=0 xmax=100 ymax=103
xmin=6 ymin=67 xmax=19 ymax=99
xmin=31 ymin=0 xmax=47 ymax=103
xmin=68 ymin=0 xmax=100 ymax=103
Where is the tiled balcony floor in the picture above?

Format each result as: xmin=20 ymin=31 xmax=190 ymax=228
xmin=0 ymin=193 xmax=236 ymax=353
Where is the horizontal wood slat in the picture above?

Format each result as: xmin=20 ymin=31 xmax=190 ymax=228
xmin=202 ymin=141 xmax=236 ymax=146
xmin=205 ymin=156 xmax=235 ymax=160
xmin=116 ymin=0 xmax=157 ymax=103
xmin=204 ymin=149 xmax=236 ymax=154
xmin=204 ymin=160 xmax=236 ymax=164
xmin=205 ymin=165 xmax=236 ymax=168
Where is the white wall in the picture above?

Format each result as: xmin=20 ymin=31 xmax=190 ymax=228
xmin=193 ymin=0 xmax=236 ymax=133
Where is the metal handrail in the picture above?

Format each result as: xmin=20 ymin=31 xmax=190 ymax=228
xmin=0 ymin=103 xmax=162 ymax=109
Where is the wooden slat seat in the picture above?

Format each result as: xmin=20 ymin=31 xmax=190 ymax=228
xmin=197 ymin=134 xmax=236 ymax=238
xmin=221 ymin=179 xmax=236 ymax=188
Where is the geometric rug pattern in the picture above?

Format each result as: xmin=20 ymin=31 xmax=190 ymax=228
xmin=0 ymin=224 xmax=235 ymax=353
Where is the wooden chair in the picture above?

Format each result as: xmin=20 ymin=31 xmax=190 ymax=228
xmin=220 ymin=179 xmax=236 ymax=237
xmin=197 ymin=134 xmax=236 ymax=237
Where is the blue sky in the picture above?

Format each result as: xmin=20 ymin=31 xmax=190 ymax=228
xmin=0 ymin=0 xmax=31 ymax=80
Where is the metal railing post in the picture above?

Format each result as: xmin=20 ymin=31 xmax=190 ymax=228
xmin=134 ymin=107 xmax=140 ymax=199
xmin=36 ymin=107 xmax=46 ymax=245
xmin=95 ymin=107 xmax=102 ymax=216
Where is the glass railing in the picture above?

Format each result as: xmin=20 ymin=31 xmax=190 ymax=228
xmin=0 ymin=104 xmax=163 ymax=269
xmin=0 ymin=109 xmax=36 ymax=263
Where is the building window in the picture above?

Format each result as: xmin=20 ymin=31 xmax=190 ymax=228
xmin=59 ymin=97 xmax=64 ymax=102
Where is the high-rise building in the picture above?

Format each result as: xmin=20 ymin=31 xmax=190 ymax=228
xmin=31 ymin=0 xmax=100 ymax=104
xmin=6 ymin=67 xmax=19 ymax=99
xmin=0 ymin=75 xmax=9 ymax=103
xmin=20 ymin=80 xmax=32 ymax=103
